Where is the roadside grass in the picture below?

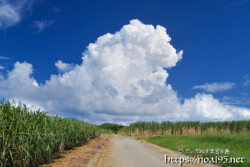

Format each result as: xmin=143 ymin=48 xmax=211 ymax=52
xmin=147 ymin=133 xmax=250 ymax=167
xmin=135 ymin=136 xmax=148 ymax=140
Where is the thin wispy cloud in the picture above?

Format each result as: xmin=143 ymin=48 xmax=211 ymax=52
xmin=193 ymin=82 xmax=235 ymax=93
xmin=244 ymin=80 xmax=250 ymax=86
xmin=229 ymin=0 xmax=249 ymax=6
xmin=243 ymin=75 xmax=250 ymax=86
xmin=0 ymin=56 xmax=10 ymax=60
xmin=49 ymin=7 xmax=61 ymax=14
xmin=33 ymin=20 xmax=54 ymax=33
xmin=0 ymin=65 xmax=4 ymax=70
xmin=0 ymin=0 xmax=34 ymax=29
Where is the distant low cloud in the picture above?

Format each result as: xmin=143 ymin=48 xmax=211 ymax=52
xmin=221 ymin=96 xmax=250 ymax=106
xmin=33 ymin=20 xmax=54 ymax=33
xmin=193 ymin=82 xmax=235 ymax=93
xmin=0 ymin=75 xmax=3 ymax=80
xmin=0 ymin=0 xmax=33 ymax=29
xmin=55 ymin=60 xmax=74 ymax=73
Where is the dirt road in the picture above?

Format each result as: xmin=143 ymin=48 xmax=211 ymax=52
xmin=94 ymin=135 xmax=217 ymax=167
xmin=41 ymin=135 xmax=110 ymax=167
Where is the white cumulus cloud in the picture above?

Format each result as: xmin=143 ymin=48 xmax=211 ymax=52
xmin=193 ymin=82 xmax=235 ymax=93
xmin=0 ymin=19 xmax=249 ymax=124
xmin=181 ymin=94 xmax=249 ymax=121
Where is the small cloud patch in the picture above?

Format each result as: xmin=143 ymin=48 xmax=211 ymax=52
xmin=55 ymin=60 xmax=74 ymax=73
xmin=193 ymin=82 xmax=235 ymax=93
xmin=33 ymin=20 xmax=54 ymax=33
xmin=0 ymin=56 xmax=10 ymax=60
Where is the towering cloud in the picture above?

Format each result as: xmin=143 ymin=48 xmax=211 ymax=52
xmin=0 ymin=20 xmax=249 ymax=124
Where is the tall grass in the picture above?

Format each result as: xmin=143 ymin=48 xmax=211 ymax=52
xmin=0 ymin=100 xmax=99 ymax=167
xmin=125 ymin=121 xmax=250 ymax=136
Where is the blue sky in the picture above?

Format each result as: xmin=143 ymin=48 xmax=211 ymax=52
xmin=0 ymin=0 xmax=250 ymax=123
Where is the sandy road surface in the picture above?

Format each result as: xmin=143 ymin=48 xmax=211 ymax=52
xmin=95 ymin=135 xmax=217 ymax=167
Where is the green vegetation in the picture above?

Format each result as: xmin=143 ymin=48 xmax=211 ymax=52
xmin=0 ymin=100 xmax=99 ymax=167
xmin=126 ymin=121 xmax=250 ymax=136
xmin=98 ymin=123 xmax=124 ymax=134
xmin=147 ymin=133 xmax=250 ymax=167
xmin=98 ymin=128 xmax=114 ymax=134
xmin=125 ymin=121 xmax=250 ymax=166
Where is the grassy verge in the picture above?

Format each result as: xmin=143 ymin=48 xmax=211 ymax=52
xmin=147 ymin=133 xmax=250 ymax=167
xmin=0 ymin=100 xmax=99 ymax=167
